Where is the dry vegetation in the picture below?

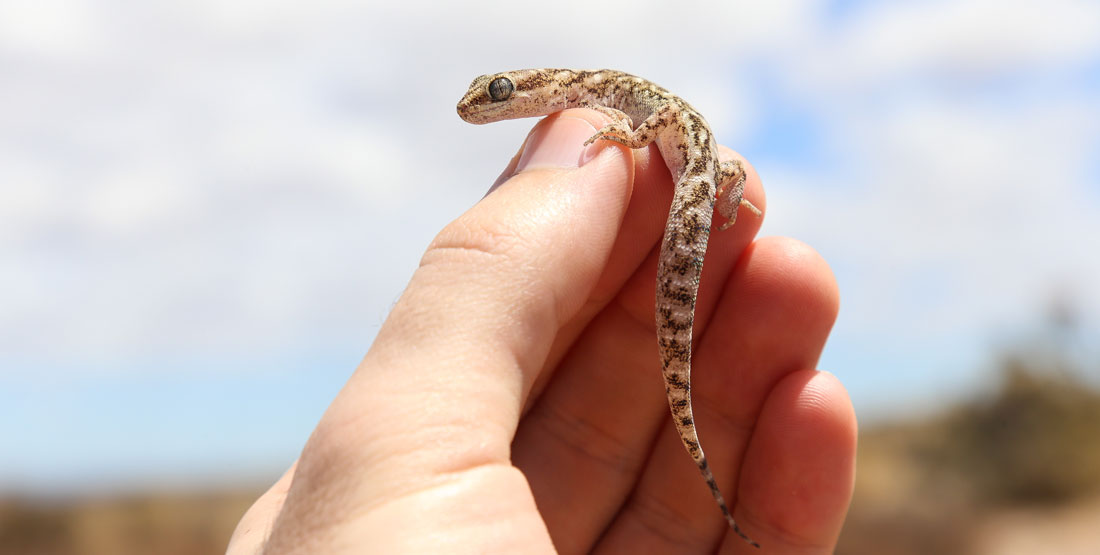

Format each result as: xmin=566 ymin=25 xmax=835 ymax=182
xmin=0 ymin=490 xmax=258 ymax=555
xmin=838 ymin=350 xmax=1100 ymax=554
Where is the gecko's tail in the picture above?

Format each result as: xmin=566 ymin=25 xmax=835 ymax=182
xmin=696 ymin=456 xmax=760 ymax=548
xmin=664 ymin=367 xmax=760 ymax=547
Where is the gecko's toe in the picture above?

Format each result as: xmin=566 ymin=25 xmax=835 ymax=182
xmin=584 ymin=133 xmax=627 ymax=147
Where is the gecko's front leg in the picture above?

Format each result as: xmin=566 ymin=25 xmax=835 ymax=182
xmin=583 ymin=104 xmax=681 ymax=150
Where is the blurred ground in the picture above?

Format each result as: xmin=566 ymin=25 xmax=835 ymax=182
xmin=3 ymin=337 xmax=1097 ymax=554
xmin=0 ymin=490 xmax=258 ymax=555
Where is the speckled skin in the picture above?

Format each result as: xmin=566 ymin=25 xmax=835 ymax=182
xmin=458 ymin=69 xmax=760 ymax=547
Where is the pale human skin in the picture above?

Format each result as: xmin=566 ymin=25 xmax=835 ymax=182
xmin=228 ymin=109 xmax=857 ymax=554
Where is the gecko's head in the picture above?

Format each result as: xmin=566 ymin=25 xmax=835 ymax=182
xmin=457 ymin=69 xmax=567 ymax=124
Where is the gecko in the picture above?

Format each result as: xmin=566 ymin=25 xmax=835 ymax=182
xmin=457 ymin=69 xmax=762 ymax=548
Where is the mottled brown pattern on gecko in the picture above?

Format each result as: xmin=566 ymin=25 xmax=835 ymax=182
xmin=457 ymin=69 xmax=763 ymax=548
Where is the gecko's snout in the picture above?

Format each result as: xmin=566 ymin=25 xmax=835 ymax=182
xmin=456 ymin=99 xmax=498 ymax=125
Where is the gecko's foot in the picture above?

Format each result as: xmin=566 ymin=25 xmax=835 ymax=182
xmin=584 ymin=121 xmax=633 ymax=147
xmin=716 ymin=158 xmax=760 ymax=231
xmin=717 ymin=199 xmax=762 ymax=231
xmin=741 ymin=198 xmax=762 ymax=217
xmin=583 ymin=132 xmax=627 ymax=147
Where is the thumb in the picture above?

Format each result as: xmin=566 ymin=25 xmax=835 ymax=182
xmin=262 ymin=109 xmax=635 ymax=552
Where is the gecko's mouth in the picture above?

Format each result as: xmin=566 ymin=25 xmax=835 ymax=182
xmin=456 ymin=102 xmax=500 ymax=124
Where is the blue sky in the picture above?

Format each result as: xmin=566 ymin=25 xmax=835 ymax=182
xmin=2 ymin=0 xmax=1098 ymax=495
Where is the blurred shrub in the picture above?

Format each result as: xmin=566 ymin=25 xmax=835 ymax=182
xmin=947 ymin=356 xmax=1100 ymax=505
xmin=840 ymin=336 xmax=1100 ymax=554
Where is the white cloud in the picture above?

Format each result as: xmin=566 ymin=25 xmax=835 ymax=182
xmin=790 ymin=0 xmax=1100 ymax=91
xmin=763 ymin=95 xmax=1100 ymax=358
xmin=83 ymin=167 xmax=198 ymax=234
xmin=1 ymin=0 xmax=1097 ymax=385
xmin=0 ymin=0 xmax=108 ymax=58
xmin=737 ymin=0 xmax=1100 ymax=351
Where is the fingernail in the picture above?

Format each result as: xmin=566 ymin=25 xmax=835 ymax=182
xmin=514 ymin=115 xmax=603 ymax=172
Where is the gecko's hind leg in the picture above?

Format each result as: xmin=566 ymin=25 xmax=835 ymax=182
xmin=716 ymin=158 xmax=761 ymax=231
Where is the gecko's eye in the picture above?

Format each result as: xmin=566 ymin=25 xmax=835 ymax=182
xmin=488 ymin=77 xmax=514 ymax=101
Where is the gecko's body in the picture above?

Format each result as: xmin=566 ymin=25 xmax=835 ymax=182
xmin=457 ymin=69 xmax=760 ymax=547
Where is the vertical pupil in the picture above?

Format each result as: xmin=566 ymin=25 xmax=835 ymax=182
xmin=488 ymin=77 xmax=514 ymax=101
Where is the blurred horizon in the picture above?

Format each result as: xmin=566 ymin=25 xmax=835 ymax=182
xmin=2 ymin=0 xmax=1098 ymax=511
xmin=4 ymin=324 xmax=1099 ymax=553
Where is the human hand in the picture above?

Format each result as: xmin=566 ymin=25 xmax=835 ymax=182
xmin=228 ymin=109 xmax=856 ymax=554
